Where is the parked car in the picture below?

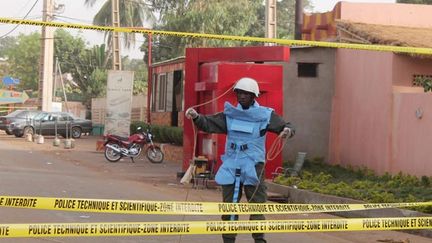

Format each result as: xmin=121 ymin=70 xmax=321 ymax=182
xmin=0 ymin=110 xmax=42 ymax=135
xmin=13 ymin=111 xmax=92 ymax=139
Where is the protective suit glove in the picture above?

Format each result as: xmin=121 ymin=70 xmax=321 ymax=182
xmin=185 ymin=108 xmax=199 ymax=119
xmin=280 ymin=127 xmax=293 ymax=139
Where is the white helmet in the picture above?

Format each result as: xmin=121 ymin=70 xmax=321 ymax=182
xmin=233 ymin=77 xmax=260 ymax=97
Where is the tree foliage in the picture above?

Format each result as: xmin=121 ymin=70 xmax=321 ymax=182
xmin=0 ymin=36 xmax=16 ymax=58
xmin=145 ymin=0 xmax=312 ymax=62
xmin=397 ymin=0 xmax=432 ymax=4
xmin=145 ymin=0 xmax=262 ymax=61
xmin=123 ymin=58 xmax=148 ymax=95
xmin=5 ymin=33 xmax=41 ymax=91
xmin=67 ymin=44 xmax=109 ymax=107
xmin=84 ymin=0 xmax=154 ymax=48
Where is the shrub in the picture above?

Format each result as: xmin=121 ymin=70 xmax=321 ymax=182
xmin=130 ymin=121 xmax=183 ymax=146
xmin=274 ymin=159 xmax=432 ymax=213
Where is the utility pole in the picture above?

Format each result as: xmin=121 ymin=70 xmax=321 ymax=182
xmin=295 ymin=0 xmax=304 ymax=40
xmin=112 ymin=0 xmax=121 ymax=70
xmin=38 ymin=0 xmax=55 ymax=111
xmin=265 ymin=0 xmax=277 ymax=40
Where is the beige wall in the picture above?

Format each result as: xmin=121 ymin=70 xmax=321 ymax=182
xmin=392 ymin=88 xmax=432 ymax=176
xmin=392 ymin=55 xmax=432 ymax=86
xmin=332 ymin=49 xmax=432 ymax=176
xmin=91 ymin=94 xmax=147 ymax=125
xmin=331 ymin=49 xmax=394 ymax=174
xmin=340 ymin=2 xmax=432 ymax=28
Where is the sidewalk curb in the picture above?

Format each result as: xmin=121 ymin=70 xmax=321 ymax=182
xmin=266 ymin=181 xmax=432 ymax=238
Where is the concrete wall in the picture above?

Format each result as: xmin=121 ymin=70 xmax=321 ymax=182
xmin=330 ymin=49 xmax=394 ymax=174
xmin=91 ymin=94 xmax=147 ymax=125
xmin=392 ymin=87 xmax=432 ymax=176
xmin=340 ymin=2 xmax=432 ymax=28
xmin=283 ymin=47 xmax=336 ymax=163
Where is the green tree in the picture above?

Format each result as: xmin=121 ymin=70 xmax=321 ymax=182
xmin=84 ymin=0 xmax=154 ymax=49
xmin=146 ymin=0 xmax=263 ymax=62
xmin=145 ymin=0 xmax=312 ymax=61
xmin=276 ymin=0 xmax=312 ymax=39
xmin=0 ymin=36 xmax=16 ymax=58
xmin=397 ymin=0 xmax=432 ymax=4
xmin=54 ymin=29 xmax=87 ymax=76
xmin=122 ymin=58 xmax=148 ymax=95
xmin=5 ymin=32 xmax=41 ymax=91
xmin=68 ymin=44 xmax=109 ymax=107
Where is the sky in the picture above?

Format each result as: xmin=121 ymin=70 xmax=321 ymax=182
xmin=0 ymin=0 xmax=396 ymax=59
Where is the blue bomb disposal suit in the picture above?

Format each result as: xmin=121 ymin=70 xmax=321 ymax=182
xmin=215 ymin=101 xmax=272 ymax=186
xmin=186 ymin=77 xmax=295 ymax=243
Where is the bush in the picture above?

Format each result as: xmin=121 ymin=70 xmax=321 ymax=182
xmin=130 ymin=121 xmax=183 ymax=146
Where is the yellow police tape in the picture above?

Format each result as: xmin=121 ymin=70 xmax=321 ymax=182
xmin=0 ymin=17 xmax=431 ymax=55
xmin=1 ymin=196 xmax=431 ymax=215
xmin=0 ymin=217 xmax=431 ymax=237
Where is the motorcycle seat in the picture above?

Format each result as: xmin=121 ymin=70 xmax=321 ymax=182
xmin=112 ymin=135 xmax=130 ymax=141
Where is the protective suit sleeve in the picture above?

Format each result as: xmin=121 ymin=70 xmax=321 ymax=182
xmin=266 ymin=111 xmax=295 ymax=137
xmin=193 ymin=112 xmax=228 ymax=134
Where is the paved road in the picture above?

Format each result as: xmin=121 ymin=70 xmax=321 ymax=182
xmin=0 ymin=132 xmax=430 ymax=243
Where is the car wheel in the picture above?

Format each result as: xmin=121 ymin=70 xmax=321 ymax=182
xmin=14 ymin=132 xmax=24 ymax=138
xmin=5 ymin=130 xmax=13 ymax=135
xmin=71 ymin=127 xmax=82 ymax=139
xmin=23 ymin=127 xmax=34 ymax=137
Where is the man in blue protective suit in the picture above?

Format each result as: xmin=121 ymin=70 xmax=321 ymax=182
xmin=185 ymin=77 xmax=295 ymax=243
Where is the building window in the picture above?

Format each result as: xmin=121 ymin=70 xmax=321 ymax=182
xmin=151 ymin=74 xmax=157 ymax=112
xmin=157 ymin=74 xmax=167 ymax=111
xmin=298 ymin=63 xmax=318 ymax=77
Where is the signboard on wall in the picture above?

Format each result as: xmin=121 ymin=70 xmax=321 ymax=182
xmin=51 ymin=102 xmax=62 ymax=112
xmin=105 ymin=70 xmax=134 ymax=137
xmin=0 ymin=89 xmax=29 ymax=105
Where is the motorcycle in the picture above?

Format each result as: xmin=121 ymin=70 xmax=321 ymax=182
xmin=104 ymin=126 xmax=164 ymax=163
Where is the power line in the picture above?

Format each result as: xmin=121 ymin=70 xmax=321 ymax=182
xmin=0 ymin=0 xmax=40 ymax=39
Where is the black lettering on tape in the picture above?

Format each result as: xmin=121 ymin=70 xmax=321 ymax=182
xmin=159 ymin=202 xmax=174 ymax=212
xmin=53 ymin=224 xmax=89 ymax=235
xmin=0 ymin=226 xmax=9 ymax=236
xmin=28 ymin=225 xmax=52 ymax=235
xmin=227 ymin=221 xmax=260 ymax=232
xmin=118 ymin=201 xmax=158 ymax=212
xmin=363 ymin=219 xmax=381 ymax=228
xmin=77 ymin=200 xmax=110 ymax=211
xmin=218 ymin=204 xmax=238 ymax=213
xmin=54 ymin=199 xmax=76 ymax=209
xmin=159 ymin=223 xmax=190 ymax=233
xmin=4 ymin=198 xmax=37 ymax=207
xmin=206 ymin=222 xmax=227 ymax=232
xmin=321 ymin=220 xmax=348 ymax=230
xmin=417 ymin=218 xmax=432 ymax=227
xmin=175 ymin=202 xmax=203 ymax=213
xmin=305 ymin=221 xmax=321 ymax=230
xmin=381 ymin=219 xmax=410 ymax=229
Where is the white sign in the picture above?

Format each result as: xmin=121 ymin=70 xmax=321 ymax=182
xmin=51 ymin=102 xmax=62 ymax=112
xmin=105 ymin=70 xmax=134 ymax=137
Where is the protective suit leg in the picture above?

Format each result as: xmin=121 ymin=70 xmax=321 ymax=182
xmin=221 ymin=184 xmax=242 ymax=243
xmin=244 ymin=163 xmax=267 ymax=243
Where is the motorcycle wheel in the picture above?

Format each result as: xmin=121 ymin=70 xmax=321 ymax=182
xmin=104 ymin=142 xmax=122 ymax=162
xmin=146 ymin=146 xmax=164 ymax=164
